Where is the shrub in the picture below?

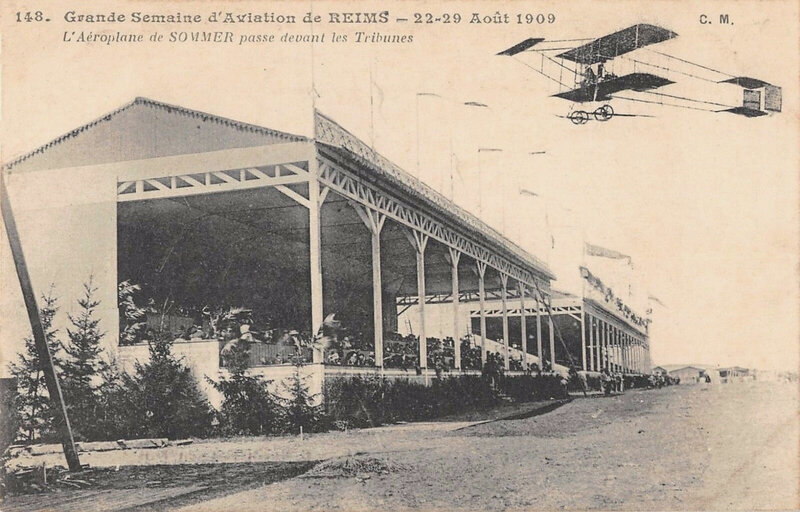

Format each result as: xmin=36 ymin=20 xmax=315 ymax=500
xmin=210 ymin=342 xmax=282 ymax=436
xmin=501 ymin=374 xmax=568 ymax=400
xmin=279 ymin=363 xmax=326 ymax=434
xmin=60 ymin=280 xmax=107 ymax=441
xmin=7 ymin=290 xmax=63 ymax=443
xmin=118 ymin=335 xmax=214 ymax=439
xmin=324 ymin=374 xmax=571 ymax=429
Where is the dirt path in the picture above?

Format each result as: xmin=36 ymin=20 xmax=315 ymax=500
xmin=176 ymin=382 xmax=798 ymax=511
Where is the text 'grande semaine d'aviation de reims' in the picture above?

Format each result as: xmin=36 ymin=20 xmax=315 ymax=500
xmin=59 ymin=10 xmax=556 ymax=25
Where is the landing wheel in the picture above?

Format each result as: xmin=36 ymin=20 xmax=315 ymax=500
xmin=568 ymin=110 xmax=590 ymax=125
xmin=593 ymin=104 xmax=614 ymax=121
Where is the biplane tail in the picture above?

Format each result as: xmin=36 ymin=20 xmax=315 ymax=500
xmin=719 ymin=77 xmax=781 ymax=116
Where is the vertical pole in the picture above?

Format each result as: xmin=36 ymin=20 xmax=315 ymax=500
xmin=501 ymin=274 xmax=509 ymax=370
xmin=414 ymin=234 xmax=428 ymax=371
xmin=624 ymin=331 xmax=630 ymax=373
xmin=477 ymin=262 xmax=487 ymax=367
xmin=638 ymin=338 xmax=643 ymax=373
xmin=639 ymin=338 xmax=643 ymax=373
xmin=535 ymin=289 xmax=543 ymax=370
xmin=595 ymin=320 xmax=602 ymax=371
xmin=600 ymin=321 xmax=605 ymax=370
xmin=547 ymin=296 xmax=556 ymax=369
xmin=1 ymin=173 xmax=81 ymax=472
xmin=612 ymin=326 xmax=618 ymax=371
xmin=580 ymin=306 xmax=587 ymax=371
xmin=308 ymin=159 xmax=324 ymax=364
xmin=370 ymin=215 xmax=385 ymax=368
xmin=589 ymin=315 xmax=595 ymax=371
xmin=449 ymin=249 xmax=461 ymax=369
xmin=519 ymin=283 xmax=528 ymax=372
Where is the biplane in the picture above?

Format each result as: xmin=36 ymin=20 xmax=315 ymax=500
xmin=498 ymin=24 xmax=781 ymax=125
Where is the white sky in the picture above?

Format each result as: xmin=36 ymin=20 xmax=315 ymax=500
xmin=1 ymin=0 xmax=798 ymax=372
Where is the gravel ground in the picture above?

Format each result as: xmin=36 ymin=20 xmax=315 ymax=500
xmin=176 ymin=381 xmax=799 ymax=511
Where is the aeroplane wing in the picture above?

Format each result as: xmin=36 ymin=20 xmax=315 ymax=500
xmin=497 ymin=38 xmax=545 ymax=56
xmin=557 ymin=24 xmax=677 ymax=65
xmin=719 ymin=77 xmax=772 ymax=89
xmin=553 ymin=73 xmax=674 ymax=102
xmin=719 ymin=107 xmax=768 ymax=117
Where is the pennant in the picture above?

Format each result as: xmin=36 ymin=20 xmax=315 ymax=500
xmin=585 ymin=242 xmax=632 ymax=265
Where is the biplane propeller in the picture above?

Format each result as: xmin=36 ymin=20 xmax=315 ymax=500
xmin=498 ymin=24 xmax=781 ymax=125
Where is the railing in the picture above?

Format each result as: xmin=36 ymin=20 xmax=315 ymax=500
xmin=219 ymin=342 xmax=312 ymax=368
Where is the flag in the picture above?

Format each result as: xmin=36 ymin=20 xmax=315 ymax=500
xmin=585 ymin=242 xmax=632 ymax=265
xmin=648 ymin=295 xmax=667 ymax=308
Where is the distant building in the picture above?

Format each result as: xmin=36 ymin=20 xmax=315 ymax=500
xmin=652 ymin=364 xmax=713 ymax=384
xmin=718 ymin=366 xmax=752 ymax=383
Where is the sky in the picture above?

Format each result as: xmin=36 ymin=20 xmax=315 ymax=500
xmin=1 ymin=0 xmax=798 ymax=372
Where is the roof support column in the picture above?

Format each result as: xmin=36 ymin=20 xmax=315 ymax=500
xmin=595 ymin=319 xmax=602 ymax=371
xmin=588 ymin=315 xmax=595 ymax=371
xmin=548 ymin=296 xmax=556 ymax=369
xmin=639 ymin=338 xmax=643 ymax=373
xmin=371 ymin=218 xmax=385 ymax=369
xmin=624 ymin=331 xmax=630 ymax=373
xmin=580 ymin=306 xmax=587 ymax=371
xmin=353 ymin=204 xmax=387 ymax=369
xmin=308 ymin=165 xmax=324 ymax=364
xmin=448 ymin=248 xmax=462 ymax=370
xmin=501 ymin=274 xmax=510 ymax=371
xmin=476 ymin=261 xmax=488 ymax=367
xmin=535 ymin=289 xmax=543 ymax=371
xmin=409 ymin=231 xmax=429 ymax=372
xmin=518 ymin=283 xmax=528 ymax=372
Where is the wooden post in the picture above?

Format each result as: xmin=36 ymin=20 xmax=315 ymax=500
xmin=477 ymin=261 xmax=487 ymax=367
xmin=580 ymin=306 xmax=587 ymax=371
xmin=519 ymin=283 xmax=528 ymax=372
xmin=0 ymin=173 xmax=81 ymax=472
xmin=588 ymin=315 xmax=595 ymax=371
xmin=413 ymin=232 xmax=429 ymax=370
xmin=623 ymin=331 xmax=629 ymax=373
xmin=501 ymin=274 xmax=509 ymax=371
xmin=535 ymin=289 xmax=543 ymax=369
xmin=595 ymin=319 xmax=602 ymax=371
xmin=370 ymin=215 xmax=386 ymax=367
xmin=353 ymin=204 xmax=387 ymax=368
xmin=547 ymin=295 xmax=556 ymax=369
xmin=449 ymin=248 xmax=461 ymax=369
xmin=308 ymin=160 xmax=324 ymax=364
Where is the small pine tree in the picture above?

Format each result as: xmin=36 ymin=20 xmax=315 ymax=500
xmin=210 ymin=341 xmax=281 ymax=436
xmin=280 ymin=356 xmax=324 ymax=434
xmin=123 ymin=334 xmax=214 ymax=439
xmin=60 ymin=279 xmax=107 ymax=441
xmin=92 ymin=358 xmax=134 ymax=441
xmin=7 ymin=289 xmax=63 ymax=443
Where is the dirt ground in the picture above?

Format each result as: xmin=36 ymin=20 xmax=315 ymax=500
xmin=175 ymin=381 xmax=799 ymax=511
xmin=3 ymin=382 xmax=797 ymax=511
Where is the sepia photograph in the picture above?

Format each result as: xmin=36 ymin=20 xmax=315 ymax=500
xmin=0 ymin=1 xmax=798 ymax=510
